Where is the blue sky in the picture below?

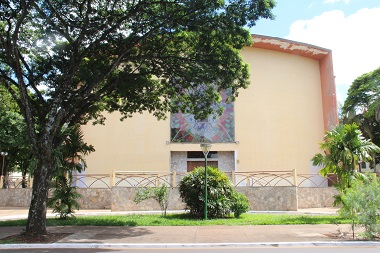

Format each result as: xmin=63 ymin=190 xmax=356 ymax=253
xmin=249 ymin=0 xmax=380 ymax=105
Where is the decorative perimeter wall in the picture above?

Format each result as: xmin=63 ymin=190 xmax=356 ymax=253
xmin=0 ymin=187 xmax=338 ymax=211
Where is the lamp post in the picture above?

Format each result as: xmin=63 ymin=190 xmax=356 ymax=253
xmin=200 ymin=143 xmax=212 ymax=220
xmin=1 ymin=152 xmax=8 ymax=188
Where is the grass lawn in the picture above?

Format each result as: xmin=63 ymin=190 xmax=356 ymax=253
xmin=0 ymin=213 xmax=351 ymax=227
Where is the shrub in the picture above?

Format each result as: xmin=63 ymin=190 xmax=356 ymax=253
xmin=48 ymin=175 xmax=81 ymax=220
xmin=231 ymin=191 xmax=250 ymax=218
xmin=338 ymin=173 xmax=380 ymax=239
xmin=179 ymin=166 xmax=250 ymax=218
xmin=134 ymin=185 xmax=170 ymax=216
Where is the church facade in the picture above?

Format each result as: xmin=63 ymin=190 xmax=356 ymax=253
xmin=81 ymin=34 xmax=338 ymax=179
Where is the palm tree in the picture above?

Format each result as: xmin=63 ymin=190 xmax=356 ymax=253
xmin=312 ymin=123 xmax=380 ymax=190
xmin=48 ymin=125 xmax=95 ymax=219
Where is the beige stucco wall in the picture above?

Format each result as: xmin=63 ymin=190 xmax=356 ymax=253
xmin=82 ymin=42 xmax=327 ymax=175
xmin=235 ymin=47 xmax=324 ymax=174
xmin=81 ymin=112 xmax=171 ymax=174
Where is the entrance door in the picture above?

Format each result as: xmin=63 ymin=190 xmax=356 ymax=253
xmin=187 ymin=161 xmax=218 ymax=172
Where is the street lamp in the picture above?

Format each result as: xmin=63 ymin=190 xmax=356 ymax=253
xmin=200 ymin=143 xmax=212 ymax=220
xmin=1 ymin=152 xmax=8 ymax=188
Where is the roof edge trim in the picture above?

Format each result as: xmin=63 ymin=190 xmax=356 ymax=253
xmin=251 ymin=34 xmax=331 ymax=60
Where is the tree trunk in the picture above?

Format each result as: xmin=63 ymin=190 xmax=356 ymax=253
xmin=22 ymin=169 xmax=27 ymax=188
xmin=25 ymin=155 xmax=53 ymax=236
xmin=21 ymin=161 xmax=28 ymax=188
xmin=373 ymin=154 xmax=377 ymax=173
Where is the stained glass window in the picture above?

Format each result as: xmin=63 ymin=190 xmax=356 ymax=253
xmin=170 ymin=91 xmax=235 ymax=143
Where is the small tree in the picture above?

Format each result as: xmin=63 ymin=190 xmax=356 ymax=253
xmin=134 ymin=184 xmax=170 ymax=217
xmin=47 ymin=174 xmax=82 ymax=220
xmin=339 ymin=174 xmax=380 ymax=239
xmin=179 ymin=166 xmax=250 ymax=218
xmin=312 ymin=123 xmax=380 ymax=206
xmin=48 ymin=125 xmax=94 ymax=219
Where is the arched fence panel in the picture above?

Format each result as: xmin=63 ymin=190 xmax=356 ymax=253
xmin=1 ymin=170 xmax=346 ymax=189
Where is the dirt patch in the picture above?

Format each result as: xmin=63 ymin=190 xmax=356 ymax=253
xmin=0 ymin=233 xmax=72 ymax=244
xmin=324 ymin=229 xmax=380 ymax=241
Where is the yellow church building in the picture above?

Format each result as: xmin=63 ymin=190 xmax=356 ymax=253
xmin=81 ymin=34 xmax=338 ymax=186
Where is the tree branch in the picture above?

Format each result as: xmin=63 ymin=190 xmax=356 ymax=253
xmin=16 ymin=48 xmax=45 ymax=103
xmin=9 ymin=0 xmax=39 ymax=153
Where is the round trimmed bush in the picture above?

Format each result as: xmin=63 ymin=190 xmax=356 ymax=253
xmin=179 ymin=166 xmax=250 ymax=218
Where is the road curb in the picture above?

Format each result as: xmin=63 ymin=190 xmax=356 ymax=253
xmin=1 ymin=241 xmax=380 ymax=249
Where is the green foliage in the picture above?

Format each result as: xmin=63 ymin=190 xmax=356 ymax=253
xmin=312 ymin=123 xmax=380 ymax=190
xmin=179 ymin=167 xmax=249 ymax=218
xmin=338 ymin=174 xmax=380 ymax=239
xmin=52 ymin=125 xmax=95 ymax=177
xmin=48 ymin=125 xmax=93 ymax=219
xmin=0 ymin=85 xmax=19 ymax=112
xmin=0 ymin=0 xmax=276 ymax=127
xmin=134 ymin=187 xmax=152 ymax=204
xmin=48 ymin=175 xmax=82 ymax=220
xmin=134 ymin=185 xmax=170 ymax=216
xmin=231 ymin=192 xmax=250 ymax=218
xmin=0 ymin=87 xmax=33 ymax=183
xmin=152 ymin=185 xmax=170 ymax=216
xmin=0 ymin=0 xmax=275 ymax=235
xmin=342 ymin=67 xmax=380 ymax=156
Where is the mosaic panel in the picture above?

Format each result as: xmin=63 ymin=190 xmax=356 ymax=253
xmin=170 ymin=91 xmax=234 ymax=143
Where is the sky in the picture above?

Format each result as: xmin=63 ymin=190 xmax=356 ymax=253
xmin=249 ymin=0 xmax=380 ymax=105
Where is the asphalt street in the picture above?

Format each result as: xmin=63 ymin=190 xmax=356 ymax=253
xmin=2 ymin=246 xmax=380 ymax=253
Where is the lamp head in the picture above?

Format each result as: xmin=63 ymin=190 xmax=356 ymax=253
xmin=200 ymin=143 xmax=212 ymax=157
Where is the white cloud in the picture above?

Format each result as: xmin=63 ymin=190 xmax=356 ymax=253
xmin=323 ymin=0 xmax=350 ymax=4
xmin=285 ymin=7 xmax=380 ymax=102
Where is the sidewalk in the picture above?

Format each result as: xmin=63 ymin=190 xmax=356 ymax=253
xmin=0 ymin=207 xmax=379 ymax=248
xmin=0 ymin=206 xmax=341 ymax=220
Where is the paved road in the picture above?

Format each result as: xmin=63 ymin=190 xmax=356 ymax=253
xmin=3 ymin=246 xmax=380 ymax=253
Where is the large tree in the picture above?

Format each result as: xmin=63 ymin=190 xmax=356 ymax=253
xmin=342 ymin=67 xmax=380 ymax=149
xmin=342 ymin=67 xmax=380 ymax=170
xmin=0 ymin=0 xmax=275 ymax=236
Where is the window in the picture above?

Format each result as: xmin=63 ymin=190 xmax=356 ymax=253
xmin=186 ymin=151 xmax=218 ymax=172
xmin=170 ymin=90 xmax=235 ymax=143
xmin=187 ymin=151 xmax=218 ymax=159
